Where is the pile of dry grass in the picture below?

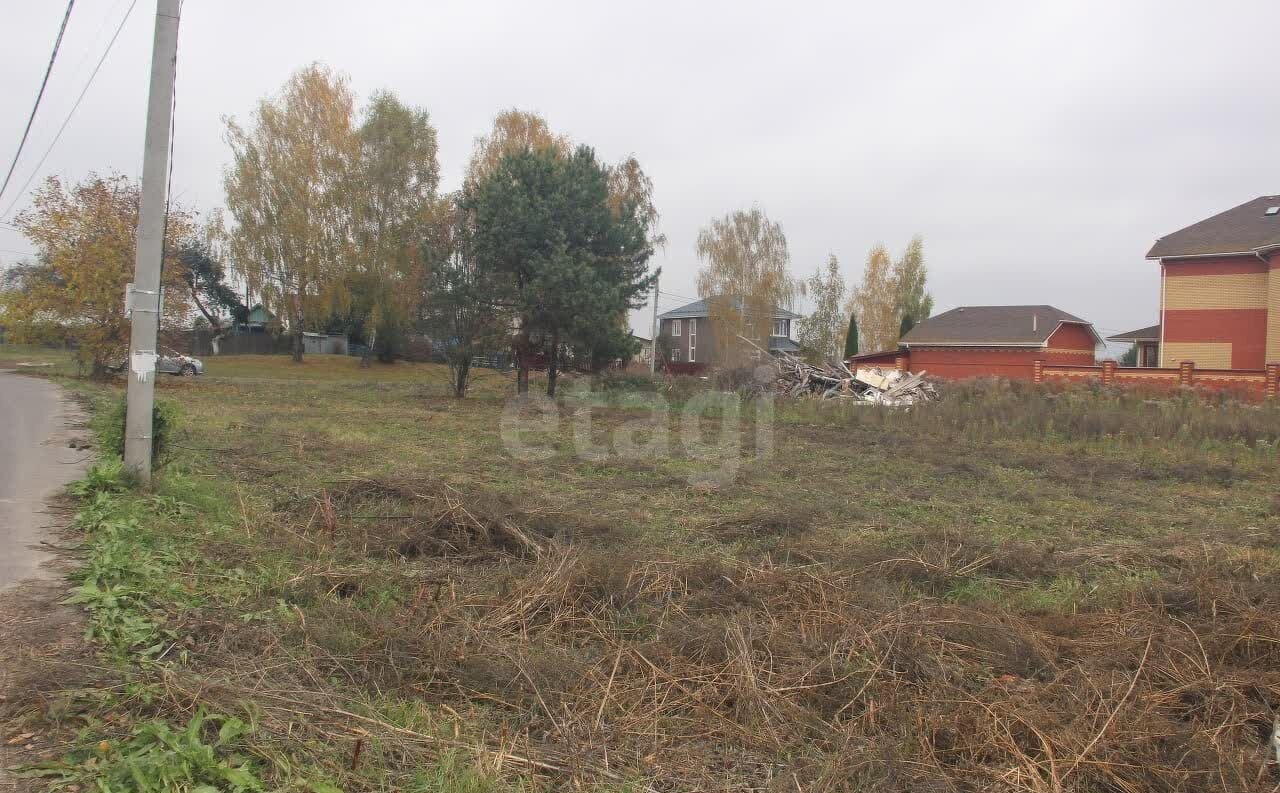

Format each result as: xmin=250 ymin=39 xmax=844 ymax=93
xmin=161 ymin=478 xmax=1280 ymax=791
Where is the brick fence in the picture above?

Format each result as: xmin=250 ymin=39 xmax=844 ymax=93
xmin=1035 ymin=359 xmax=1280 ymax=399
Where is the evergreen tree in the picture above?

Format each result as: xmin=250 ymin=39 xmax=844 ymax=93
xmin=844 ymin=314 xmax=859 ymax=359
xmin=465 ymin=146 xmax=655 ymax=396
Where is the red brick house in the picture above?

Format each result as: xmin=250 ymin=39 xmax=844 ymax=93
xmin=848 ymin=305 xmax=1101 ymax=380
xmin=657 ymin=298 xmax=801 ymax=372
xmin=1140 ymin=196 xmax=1280 ymax=369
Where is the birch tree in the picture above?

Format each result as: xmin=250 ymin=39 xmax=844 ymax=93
xmin=795 ymin=254 xmax=846 ymax=363
xmin=350 ymin=91 xmax=440 ymax=365
xmin=848 ymin=244 xmax=897 ymax=354
xmin=223 ymin=64 xmax=358 ymax=362
xmin=466 ymin=109 xmax=570 ymax=187
xmin=892 ymin=234 xmax=932 ymax=330
xmin=695 ymin=207 xmax=799 ymax=366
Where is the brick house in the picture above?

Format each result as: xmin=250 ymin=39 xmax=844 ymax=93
xmin=657 ymin=298 xmax=801 ymax=371
xmin=1140 ymin=195 xmax=1280 ymax=369
xmin=848 ymin=305 xmax=1101 ymax=380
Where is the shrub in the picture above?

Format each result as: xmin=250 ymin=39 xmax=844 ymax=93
xmin=595 ymin=371 xmax=660 ymax=393
xmin=99 ymin=396 xmax=178 ymax=461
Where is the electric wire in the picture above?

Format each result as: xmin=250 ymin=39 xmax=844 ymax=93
xmin=0 ymin=0 xmax=76 ymax=205
xmin=1 ymin=0 xmax=139 ymax=221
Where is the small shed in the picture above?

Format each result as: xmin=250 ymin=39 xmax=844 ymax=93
xmin=302 ymin=332 xmax=349 ymax=355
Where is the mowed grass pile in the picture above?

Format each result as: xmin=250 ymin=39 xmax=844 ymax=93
xmin=57 ymin=356 xmax=1280 ymax=789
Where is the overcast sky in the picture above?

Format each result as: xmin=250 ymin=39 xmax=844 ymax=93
xmin=3 ymin=0 xmax=1279 ymax=344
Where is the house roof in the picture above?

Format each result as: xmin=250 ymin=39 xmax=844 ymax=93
xmin=1107 ymin=324 xmax=1160 ymax=343
xmin=1146 ymin=196 xmax=1280 ymax=259
xmin=768 ymin=336 xmax=800 ymax=353
xmin=901 ymin=305 xmax=1102 ymax=347
xmin=658 ymin=297 xmax=801 ymax=321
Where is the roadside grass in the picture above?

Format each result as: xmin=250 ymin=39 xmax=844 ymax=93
xmin=26 ymin=355 xmax=1280 ymax=791
xmin=0 ymin=342 xmax=80 ymax=376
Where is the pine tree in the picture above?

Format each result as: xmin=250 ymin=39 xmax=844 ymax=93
xmin=843 ymin=314 xmax=859 ymax=359
xmin=465 ymin=146 xmax=655 ymax=396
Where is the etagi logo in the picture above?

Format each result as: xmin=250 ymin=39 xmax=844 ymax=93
xmin=500 ymin=367 xmax=776 ymax=485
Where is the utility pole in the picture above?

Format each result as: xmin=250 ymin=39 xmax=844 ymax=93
xmin=649 ymin=274 xmax=659 ymax=373
xmin=123 ymin=0 xmax=181 ymax=485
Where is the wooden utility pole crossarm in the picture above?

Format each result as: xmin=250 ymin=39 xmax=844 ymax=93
xmin=123 ymin=0 xmax=181 ymax=484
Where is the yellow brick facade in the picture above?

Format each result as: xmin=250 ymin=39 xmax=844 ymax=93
xmin=1163 ymin=273 xmax=1267 ymax=310
xmin=1268 ymin=265 xmax=1280 ymax=363
xmin=1161 ymin=342 xmax=1232 ymax=369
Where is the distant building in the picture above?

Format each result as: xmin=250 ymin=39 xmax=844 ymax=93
xmin=1106 ymin=325 xmax=1160 ymax=367
xmin=849 ymin=305 xmax=1100 ymax=380
xmin=1144 ymin=196 xmax=1280 ymax=369
xmin=656 ymin=297 xmax=800 ymax=371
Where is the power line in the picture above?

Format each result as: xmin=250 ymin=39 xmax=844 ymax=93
xmin=0 ymin=0 xmax=77 ymax=205
xmin=1 ymin=0 xmax=138 ymax=221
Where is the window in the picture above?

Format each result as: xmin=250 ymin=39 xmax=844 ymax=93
xmin=671 ymin=319 xmax=681 ymax=336
xmin=773 ymin=319 xmax=788 ymax=338
xmin=672 ymin=348 xmax=682 ymax=362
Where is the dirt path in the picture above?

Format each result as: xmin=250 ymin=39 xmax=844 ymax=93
xmin=0 ymin=373 xmax=91 ymax=791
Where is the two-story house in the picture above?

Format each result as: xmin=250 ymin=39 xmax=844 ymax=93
xmin=657 ymin=298 xmax=800 ymax=370
xmin=1131 ymin=196 xmax=1280 ymax=369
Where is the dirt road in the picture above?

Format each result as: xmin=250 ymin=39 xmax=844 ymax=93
xmin=0 ymin=372 xmax=89 ymax=790
xmin=0 ymin=371 xmax=88 ymax=590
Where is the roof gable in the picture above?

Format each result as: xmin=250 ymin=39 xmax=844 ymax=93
xmin=1147 ymin=196 xmax=1280 ymax=259
xmin=902 ymin=305 xmax=1100 ymax=347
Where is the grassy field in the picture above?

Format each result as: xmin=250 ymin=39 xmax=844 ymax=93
xmin=10 ymin=350 xmax=1280 ymax=791
xmin=0 ymin=343 xmax=80 ymax=377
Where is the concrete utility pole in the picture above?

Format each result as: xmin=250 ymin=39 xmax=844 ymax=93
xmin=649 ymin=275 xmax=660 ymax=373
xmin=123 ymin=0 xmax=181 ymax=485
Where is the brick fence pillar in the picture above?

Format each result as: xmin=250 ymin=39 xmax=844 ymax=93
xmin=1101 ymin=358 xmax=1116 ymax=386
xmin=1266 ymin=362 xmax=1280 ymax=399
xmin=1033 ymin=359 xmax=1043 ymax=384
xmin=894 ymin=355 xmax=907 ymax=373
xmin=1179 ymin=360 xmax=1195 ymax=387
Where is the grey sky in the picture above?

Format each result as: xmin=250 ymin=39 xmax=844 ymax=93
xmin=3 ymin=1 xmax=1279 ymax=345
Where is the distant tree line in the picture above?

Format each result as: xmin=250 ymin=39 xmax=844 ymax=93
xmin=1 ymin=63 xmax=934 ymax=386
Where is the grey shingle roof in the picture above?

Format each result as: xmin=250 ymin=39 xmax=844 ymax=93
xmin=901 ymin=305 xmax=1101 ymax=347
xmin=1107 ymin=325 xmax=1160 ymax=343
xmin=1147 ymin=196 xmax=1280 ymax=259
xmin=658 ymin=297 xmax=801 ymax=321
xmin=768 ymin=336 xmax=799 ymax=353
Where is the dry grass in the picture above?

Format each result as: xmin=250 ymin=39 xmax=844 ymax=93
xmin=27 ymin=356 xmax=1280 ymax=791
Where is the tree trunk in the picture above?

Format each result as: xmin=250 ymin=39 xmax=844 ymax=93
xmin=361 ymin=326 xmax=375 ymax=369
xmin=546 ymin=331 xmax=560 ymax=397
xmin=291 ymin=291 xmax=305 ymax=363
xmin=515 ymin=333 xmax=530 ymax=394
xmin=452 ymin=359 xmax=470 ymax=398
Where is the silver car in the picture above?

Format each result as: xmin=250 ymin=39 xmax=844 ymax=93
xmin=157 ymin=349 xmax=204 ymax=376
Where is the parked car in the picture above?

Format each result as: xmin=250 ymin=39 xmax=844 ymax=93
xmin=106 ymin=349 xmax=204 ymax=377
xmin=158 ymin=350 xmax=203 ymax=376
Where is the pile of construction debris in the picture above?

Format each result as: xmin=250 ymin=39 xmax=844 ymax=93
xmin=769 ymin=354 xmax=937 ymax=406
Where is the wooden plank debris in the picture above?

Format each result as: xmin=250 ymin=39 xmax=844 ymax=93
xmin=736 ymin=336 xmax=937 ymax=406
